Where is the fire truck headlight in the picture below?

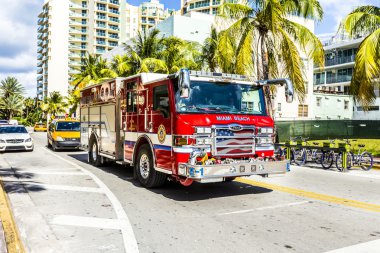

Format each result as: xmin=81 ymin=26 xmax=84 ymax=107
xmin=259 ymin=127 xmax=274 ymax=134
xmin=196 ymin=138 xmax=212 ymax=145
xmin=257 ymin=137 xmax=273 ymax=145
xmin=195 ymin=127 xmax=212 ymax=134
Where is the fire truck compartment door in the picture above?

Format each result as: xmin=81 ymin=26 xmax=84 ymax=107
xmin=99 ymin=104 xmax=117 ymax=155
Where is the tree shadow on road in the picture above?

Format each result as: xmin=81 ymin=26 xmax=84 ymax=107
xmin=68 ymin=153 xmax=273 ymax=201
xmin=0 ymin=167 xmax=46 ymax=194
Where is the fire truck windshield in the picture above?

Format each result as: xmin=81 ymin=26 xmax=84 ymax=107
xmin=175 ymin=81 xmax=266 ymax=115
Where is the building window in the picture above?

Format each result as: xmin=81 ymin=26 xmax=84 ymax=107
xmin=344 ymin=101 xmax=349 ymax=110
xmin=298 ymin=104 xmax=308 ymax=117
xmin=277 ymin=103 xmax=281 ymax=112
xmin=316 ymin=97 xmax=321 ymax=107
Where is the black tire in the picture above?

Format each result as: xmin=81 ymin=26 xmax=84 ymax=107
xmin=47 ymin=138 xmax=52 ymax=148
xmin=360 ymin=152 xmax=373 ymax=171
xmin=89 ymin=137 xmax=102 ymax=167
xmin=335 ymin=153 xmax=352 ymax=172
xmin=224 ymin=177 xmax=236 ymax=182
xmin=321 ymin=151 xmax=334 ymax=169
xmin=135 ymin=144 xmax=167 ymax=188
xmin=52 ymin=141 xmax=58 ymax=151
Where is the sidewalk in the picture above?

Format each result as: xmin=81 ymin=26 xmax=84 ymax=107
xmin=0 ymin=221 xmax=6 ymax=253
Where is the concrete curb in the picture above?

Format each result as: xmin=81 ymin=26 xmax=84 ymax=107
xmin=0 ymin=178 xmax=25 ymax=253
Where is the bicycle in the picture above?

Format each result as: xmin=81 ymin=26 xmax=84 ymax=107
xmin=320 ymin=139 xmax=338 ymax=170
xmin=302 ymin=141 xmax=323 ymax=165
xmin=277 ymin=136 xmax=304 ymax=165
xmin=336 ymin=140 xmax=373 ymax=171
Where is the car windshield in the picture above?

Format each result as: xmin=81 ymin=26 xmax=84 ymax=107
xmin=175 ymin=81 xmax=266 ymax=115
xmin=56 ymin=122 xmax=80 ymax=131
xmin=0 ymin=126 xmax=27 ymax=134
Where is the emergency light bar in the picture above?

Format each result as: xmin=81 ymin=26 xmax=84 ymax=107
xmin=188 ymin=70 xmax=248 ymax=81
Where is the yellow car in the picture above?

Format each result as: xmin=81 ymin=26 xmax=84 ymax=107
xmin=47 ymin=119 xmax=80 ymax=151
xmin=34 ymin=122 xmax=47 ymax=132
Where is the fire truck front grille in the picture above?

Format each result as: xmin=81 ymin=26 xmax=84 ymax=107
xmin=213 ymin=126 xmax=255 ymax=156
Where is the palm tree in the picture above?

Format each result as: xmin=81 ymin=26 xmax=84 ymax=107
xmin=202 ymin=27 xmax=220 ymax=72
xmin=0 ymin=76 xmax=24 ymax=98
xmin=67 ymin=89 xmax=81 ymax=116
xmin=110 ymin=54 xmax=131 ymax=77
xmin=0 ymin=94 xmax=24 ymax=119
xmin=343 ymin=5 xmax=380 ymax=108
xmin=23 ymin=97 xmax=36 ymax=118
xmin=123 ymin=29 xmax=166 ymax=74
xmin=71 ymin=53 xmax=116 ymax=89
xmin=41 ymin=92 xmax=67 ymax=118
xmin=218 ymin=0 xmax=325 ymax=103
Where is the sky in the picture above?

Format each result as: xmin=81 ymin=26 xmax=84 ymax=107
xmin=0 ymin=0 xmax=379 ymax=98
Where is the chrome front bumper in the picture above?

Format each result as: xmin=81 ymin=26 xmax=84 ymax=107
xmin=178 ymin=160 xmax=289 ymax=183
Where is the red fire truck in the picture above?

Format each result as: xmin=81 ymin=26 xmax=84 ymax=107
xmin=80 ymin=69 xmax=294 ymax=187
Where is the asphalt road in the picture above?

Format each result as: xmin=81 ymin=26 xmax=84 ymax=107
xmin=0 ymin=131 xmax=380 ymax=253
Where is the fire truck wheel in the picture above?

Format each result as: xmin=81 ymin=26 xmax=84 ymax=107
xmin=135 ymin=144 xmax=167 ymax=188
xmin=89 ymin=138 xmax=102 ymax=167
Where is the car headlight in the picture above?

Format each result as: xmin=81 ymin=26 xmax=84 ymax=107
xmin=25 ymin=138 xmax=32 ymax=143
xmin=195 ymin=127 xmax=212 ymax=134
xmin=0 ymin=139 xmax=5 ymax=143
xmin=259 ymin=127 xmax=274 ymax=134
xmin=56 ymin=136 xmax=65 ymax=141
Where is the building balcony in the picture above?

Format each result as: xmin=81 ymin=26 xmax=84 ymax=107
xmin=108 ymin=26 xmax=119 ymax=31
xmin=326 ymin=75 xmax=352 ymax=84
xmin=69 ymin=20 xmax=87 ymax=27
xmin=69 ymin=45 xmax=83 ymax=50
xmin=69 ymin=53 xmax=82 ymax=58
xmin=37 ymin=67 xmax=43 ymax=74
xmin=37 ymin=46 xmax=43 ymax=53
xmin=69 ymin=12 xmax=88 ymax=18
xmin=37 ymin=75 xmax=43 ymax=81
xmin=108 ymin=17 xmax=119 ymax=24
xmin=37 ymin=61 xmax=43 ymax=67
xmin=108 ymin=9 xmax=119 ymax=15
xmin=108 ymin=35 xmax=119 ymax=40
xmin=109 ymin=0 xmax=120 ymax=6
xmin=69 ymin=3 xmax=87 ymax=9
xmin=37 ymin=82 xmax=43 ymax=88
xmin=69 ymin=61 xmax=81 ymax=66
xmin=69 ymin=29 xmax=87 ymax=34
xmin=69 ymin=36 xmax=84 ymax=42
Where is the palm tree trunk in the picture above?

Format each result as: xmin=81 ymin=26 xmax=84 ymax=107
xmin=260 ymin=35 xmax=273 ymax=117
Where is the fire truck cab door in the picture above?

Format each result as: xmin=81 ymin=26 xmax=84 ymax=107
xmin=151 ymin=83 xmax=172 ymax=170
xmin=124 ymin=88 xmax=139 ymax=161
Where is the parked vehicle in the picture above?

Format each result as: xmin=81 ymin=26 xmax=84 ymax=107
xmin=80 ymin=69 xmax=295 ymax=187
xmin=34 ymin=122 xmax=47 ymax=132
xmin=8 ymin=119 xmax=18 ymax=125
xmin=0 ymin=120 xmax=9 ymax=125
xmin=47 ymin=118 xmax=80 ymax=151
xmin=0 ymin=125 xmax=34 ymax=152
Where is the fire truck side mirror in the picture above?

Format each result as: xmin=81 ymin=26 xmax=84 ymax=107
xmin=178 ymin=69 xmax=190 ymax=98
xmin=283 ymin=79 xmax=294 ymax=103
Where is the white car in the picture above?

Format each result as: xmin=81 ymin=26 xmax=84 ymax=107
xmin=0 ymin=125 xmax=34 ymax=152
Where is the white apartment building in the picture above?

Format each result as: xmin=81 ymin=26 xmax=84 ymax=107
xmin=313 ymin=32 xmax=380 ymax=120
xmin=181 ymin=0 xmax=223 ymax=15
xmin=37 ymin=0 xmax=127 ymax=100
xmin=139 ymin=0 xmax=169 ymax=32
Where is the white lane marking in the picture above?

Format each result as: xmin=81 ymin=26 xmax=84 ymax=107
xmin=24 ymin=182 xmax=104 ymax=193
xmin=0 ymin=171 xmax=86 ymax=176
xmin=325 ymin=238 xmax=380 ymax=253
xmin=218 ymin=201 xmax=311 ymax=216
xmin=44 ymin=148 xmax=139 ymax=253
xmin=51 ymin=215 xmax=121 ymax=230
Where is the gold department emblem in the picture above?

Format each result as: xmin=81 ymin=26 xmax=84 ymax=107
xmin=157 ymin=125 xmax=166 ymax=144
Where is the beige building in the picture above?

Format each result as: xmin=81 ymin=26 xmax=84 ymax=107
xmin=125 ymin=2 xmax=139 ymax=39
xmin=37 ymin=0 xmax=126 ymax=100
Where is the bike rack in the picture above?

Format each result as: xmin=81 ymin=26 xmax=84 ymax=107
xmin=275 ymin=141 xmax=351 ymax=172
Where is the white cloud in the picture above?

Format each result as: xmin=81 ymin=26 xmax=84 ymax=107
xmin=318 ymin=0 xmax=377 ymax=31
xmin=0 ymin=71 xmax=37 ymax=98
xmin=0 ymin=0 xmax=41 ymax=96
